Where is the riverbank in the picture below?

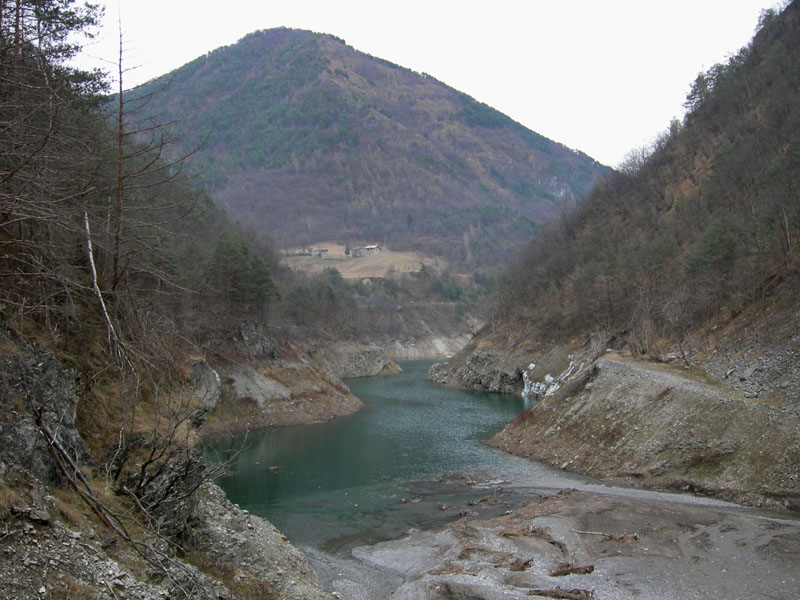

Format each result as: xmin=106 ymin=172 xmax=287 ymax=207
xmin=205 ymin=358 xmax=799 ymax=600
xmin=346 ymin=481 xmax=800 ymax=600
xmin=196 ymin=328 xmax=403 ymax=438
xmin=430 ymin=301 xmax=800 ymax=512
xmin=196 ymin=321 xmax=481 ymax=439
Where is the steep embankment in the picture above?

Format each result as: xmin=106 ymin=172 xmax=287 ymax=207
xmin=0 ymin=351 xmax=334 ymax=600
xmin=431 ymin=3 xmax=800 ymax=512
xmin=196 ymin=322 xmax=402 ymax=437
xmin=433 ymin=301 xmax=800 ymax=511
xmin=494 ymin=354 xmax=800 ymax=509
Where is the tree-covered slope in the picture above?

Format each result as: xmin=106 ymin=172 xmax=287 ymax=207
xmin=130 ymin=28 xmax=608 ymax=266
xmin=495 ymin=2 xmax=800 ymax=352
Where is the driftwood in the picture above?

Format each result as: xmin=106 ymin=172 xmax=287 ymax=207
xmin=550 ymin=562 xmax=595 ymax=576
xmin=528 ymin=587 xmax=594 ymax=599
xmin=508 ymin=557 xmax=534 ymax=572
xmin=571 ymin=529 xmax=640 ymax=543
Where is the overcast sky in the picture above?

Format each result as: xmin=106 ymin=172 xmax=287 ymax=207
xmin=75 ymin=1 xmax=779 ymax=167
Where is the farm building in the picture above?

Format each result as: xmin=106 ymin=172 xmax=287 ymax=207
xmin=352 ymin=244 xmax=381 ymax=258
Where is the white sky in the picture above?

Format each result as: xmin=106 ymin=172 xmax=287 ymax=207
xmin=74 ymin=1 xmax=778 ymax=167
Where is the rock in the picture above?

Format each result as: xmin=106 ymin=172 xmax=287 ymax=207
xmin=492 ymin=356 xmax=800 ymax=510
xmin=0 ymin=352 xmax=91 ymax=485
xmin=351 ymin=491 xmax=800 ymax=600
xmin=321 ymin=343 xmax=399 ymax=379
xmin=238 ymin=321 xmax=278 ymax=359
xmin=218 ymin=362 xmax=291 ymax=409
xmin=187 ymin=360 xmax=221 ymax=411
xmin=429 ymin=349 xmax=523 ymax=393
xmin=188 ymin=482 xmax=331 ymax=600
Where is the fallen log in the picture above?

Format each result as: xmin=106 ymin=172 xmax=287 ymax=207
xmin=549 ymin=562 xmax=595 ymax=576
xmin=528 ymin=587 xmax=594 ymax=599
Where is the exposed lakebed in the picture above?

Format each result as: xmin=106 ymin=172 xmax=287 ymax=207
xmin=209 ymin=360 xmax=800 ymax=599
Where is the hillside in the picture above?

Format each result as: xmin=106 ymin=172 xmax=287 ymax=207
xmin=0 ymin=6 xmax=408 ymax=599
xmin=431 ymin=2 xmax=800 ymax=510
xmin=128 ymin=28 xmax=608 ymax=266
xmin=490 ymin=1 xmax=800 ymax=350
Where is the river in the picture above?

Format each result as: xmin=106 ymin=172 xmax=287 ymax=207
xmin=209 ymin=360 xmax=594 ymax=552
xmin=209 ymin=359 xmax=800 ymax=599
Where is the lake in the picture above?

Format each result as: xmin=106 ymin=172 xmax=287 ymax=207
xmin=208 ymin=360 xmax=585 ymax=552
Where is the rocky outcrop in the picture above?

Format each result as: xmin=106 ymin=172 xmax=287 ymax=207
xmin=187 ymin=482 xmax=332 ymax=600
xmin=686 ymin=303 xmax=800 ymax=409
xmin=0 ymin=478 xmax=334 ymax=599
xmin=0 ymin=352 xmax=91 ymax=485
xmin=199 ymin=323 xmax=406 ymax=435
xmin=317 ymin=342 xmax=401 ymax=379
xmin=237 ymin=321 xmax=279 ymax=360
xmin=0 ymin=350 xmax=334 ymax=599
xmin=428 ymin=337 xmax=600 ymax=395
xmin=220 ymin=362 xmax=292 ymax=409
xmin=187 ymin=359 xmax=222 ymax=411
xmin=492 ymin=355 xmax=800 ymax=510
xmin=204 ymin=355 xmax=363 ymax=435
xmin=433 ymin=304 xmax=800 ymax=511
xmin=428 ymin=349 xmax=524 ymax=393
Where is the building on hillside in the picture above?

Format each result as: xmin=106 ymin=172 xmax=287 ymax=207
xmin=352 ymin=244 xmax=381 ymax=258
xmin=311 ymin=248 xmax=329 ymax=259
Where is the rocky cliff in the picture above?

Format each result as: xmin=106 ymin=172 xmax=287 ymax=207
xmin=197 ymin=322 xmax=404 ymax=437
xmin=0 ymin=350 xmax=334 ymax=599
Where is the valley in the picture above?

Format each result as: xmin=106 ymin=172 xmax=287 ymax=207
xmin=1 ymin=2 xmax=799 ymax=600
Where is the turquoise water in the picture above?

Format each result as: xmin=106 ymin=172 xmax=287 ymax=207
xmin=209 ymin=360 xmax=565 ymax=550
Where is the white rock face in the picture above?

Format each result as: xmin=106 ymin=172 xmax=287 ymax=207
xmin=521 ymin=355 xmax=584 ymax=402
xmin=188 ymin=359 xmax=222 ymax=410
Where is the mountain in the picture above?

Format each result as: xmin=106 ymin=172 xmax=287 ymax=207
xmin=429 ymin=2 xmax=800 ymax=510
xmin=488 ymin=1 xmax=800 ymax=346
xmin=128 ymin=28 xmax=608 ymax=266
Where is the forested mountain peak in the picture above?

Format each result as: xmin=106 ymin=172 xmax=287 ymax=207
xmin=130 ymin=27 xmax=608 ymax=266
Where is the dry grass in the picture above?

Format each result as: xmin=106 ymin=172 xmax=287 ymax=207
xmin=184 ymin=551 xmax=280 ymax=600
xmin=77 ymin=376 xmax=204 ymax=462
xmin=282 ymin=243 xmax=443 ymax=279
xmin=52 ymin=487 xmax=84 ymax=527
xmin=50 ymin=575 xmax=97 ymax=599
xmin=0 ymin=483 xmax=23 ymax=518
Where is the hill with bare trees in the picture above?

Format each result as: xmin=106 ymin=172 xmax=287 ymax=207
xmin=128 ymin=28 xmax=608 ymax=267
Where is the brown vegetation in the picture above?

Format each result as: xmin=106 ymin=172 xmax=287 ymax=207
xmin=495 ymin=3 xmax=800 ymax=356
xmin=126 ymin=28 xmax=609 ymax=268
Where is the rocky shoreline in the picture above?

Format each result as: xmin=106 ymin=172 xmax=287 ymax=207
xmin=0 ymin=323 xmax=473 ymax=600
xmin=492 ymin=354 xmax=800 ymax=511
xmin=195 ymin=325 xmax=404 ymax=438
xmin=197 ymin=322 xmax=477 ymax=438
xmin=429 ymin=303 xmax=800 ymax=513
xmin=347 ymin=484 xmax=800 ymax=600
xmin=7 ymin=303 xmax=799 ymax=600
xmin=0 ymin=350 xmax=336 ymax=600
